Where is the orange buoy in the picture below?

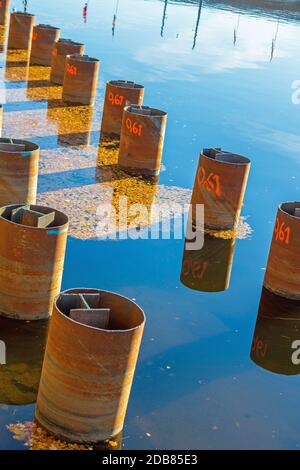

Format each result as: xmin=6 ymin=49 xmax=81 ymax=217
xmin=118 ymin=105 xmax=167 ymax=176
xmin=35 ymin=288 xmax=145 ymax=442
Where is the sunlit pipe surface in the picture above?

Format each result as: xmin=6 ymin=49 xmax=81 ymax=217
xmin=62 ymin=54 xmax=100 ymax=106
xmin=0 ymin=204 xmax=68 ymax=320
xmin=30 ymin=24 xmax=61 ymax=66
xmin=7 ymin=12 xmax=35 ymax=50
xmin=190 ymin=148 xmax=250 ymax=230
xmin=36 ymin=288 xmax=145 ymax=443
xmin=118 ymin=105 xmax=167 ymax=176
xmin=101 ymin=80 xmax=144 ymax=138
xmin=264 ymin=202 xmax=300 ymax=299
xmin=0 ymin=138 xmax=39 ymax=206
xmin=50 ymin=38 xmax=84 ymax=85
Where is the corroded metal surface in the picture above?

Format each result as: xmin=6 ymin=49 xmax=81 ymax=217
xmin=62 ymin=54 xmax=100 ymax=106
xmin=100 ymin=80 xmax=144 ymax=138
xmin=190 ymin=148 xmax=251 ymax=230
xmin=0 ymin=138 xmax=39 ymax=206
xmin=264 ymin=202 xmax=300 ymax=299
xmin=118 ymin=105 xmax=167 ymax=176
xmin=0 ymin=204 xmax=68 ymax=320
xmin=7 ymin=12 xmax=35 ymax=50
xmin=0 ymin=0 xmax=10 ymax=26
xmin=36 ymin=288 xmax=145 ymax=443
xmin=0 ymin=317 xmax=48 ymax=405
xmin=30 ymin=24 xmax=61 ymax=66
xmin=50 ymin=39 xmax=84 ymax=85
xmin=250 ymin=287 xmax=300 ymax=375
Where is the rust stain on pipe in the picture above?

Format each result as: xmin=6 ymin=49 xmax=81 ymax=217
xmin=264 ymin=202 xmax=300 ymax=299
xmin=7 ymin=12 xmax=35 ymax=50
xmin=191 ymin=148 xmax=250 ymax=230
xmin=30 ymin=24 xmax=61 ymax=66
xmin=62 ymin=54 xmax=100 ymax=106
xmin=36 ymin=288 xmax=145 ymax=443
xmin=0 ymin=138 xmax=39 ymax=206
xmin=118 ymin=105 xmax=167 ymax=177
xmin=0 ymin=204 xmax=68 ymax=320
xmin=50 ymin=39 xmax=85 ymax=85
xmin=101 ymin=80 xmax=144 ymax=139
xmin=0 ymin=0 xmax=10 ymax=26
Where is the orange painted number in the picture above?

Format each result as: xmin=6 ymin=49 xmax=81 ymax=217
xmin=252 ymin=336 xmax=268 ymax=358
xmin=32 ymin=32 xmax=38 ymax=41
xmin=52 ymin=48 xmax=58 ymax=57
xmin=108 ymin=92 xmax=124 ymax=106
xmin=126 ymin=118 xmax=142 ymax=137
xmin=197 ymin=167 xmax=221 ymax=197
xmin=67 ymin=64 xmax=77 ymax=76
xmin=274 ymin=217 xmax=291 ymax=244
xmin=182 ymin=260 xmax=209 ymax=279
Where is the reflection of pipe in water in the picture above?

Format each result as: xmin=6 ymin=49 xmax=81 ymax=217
xmin=47 ymin=102 xmax=93 ymax=147
xmin=5 ymin=49 xmax=29 ymax=81
xmin=0 ymin=25 xmax=6 ymax=53
xmin=270 ymin=20 xmax=279 ymax=62
xmin=192 ymin=0 xmax=203 ymax=50
xmin=112 ymin=0 xmax=119 ymax=37
xmin=233 ymin=13 xmax=240 ymax=46
xmin=0 ymin=317 xmax=48 ymax=405
xmin=250 ymin=287 xmax=300 ymax=375
xmin=160 ymin=0 xmax=168 ymax=38
xmin=180 ymin=222 xmax=235 ymax=293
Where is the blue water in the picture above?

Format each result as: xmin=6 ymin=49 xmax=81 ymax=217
xmin=1 ymin=0 xmax=300 ymax=450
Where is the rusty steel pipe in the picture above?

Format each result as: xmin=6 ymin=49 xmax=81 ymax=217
xmin=0 ymin=204 xmax=68 ymax=320
xmin=0 ymin=138 xmax=39 ymax=206
xmin=101 ymin=81 xmax=144 ymax=139
xmin=0 ymin=0 xmax=10 ymax=26
xmin=190 ymin=148 xmax=250 ymax=230
xmin=250 ymin=287 xmax=300 ymax=375
xmin=35 ymin=288 xmax=145 ymax=443
xmin=118 ymin=105 xmax=167 ymax=176
xmin=180 ymin=232 xmax=235 ymax=292
xmin=264 ymin=202 xmax=300 ymax=300
xmin=62 ymin=54 xmax=100 ymax=106
xmin=30 ymin=24 xmax=61 ymax=66
xmin=50 ymin=38 xmax=84 ymax=85
xmin=0 ymin=317 xmax=48 ymax=405
xmin=7 ymin=12 xmax=35 ymax=50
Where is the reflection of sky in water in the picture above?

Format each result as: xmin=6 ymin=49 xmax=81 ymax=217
xmin=0 ymin=0 xmax=300 ymax=450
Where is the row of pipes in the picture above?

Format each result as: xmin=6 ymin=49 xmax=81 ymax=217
xmin=0 ymin=0 xmax=297 ymax=447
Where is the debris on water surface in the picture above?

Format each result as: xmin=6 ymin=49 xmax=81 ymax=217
xmin=7 ymin=422 xmax=121 ymax=450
